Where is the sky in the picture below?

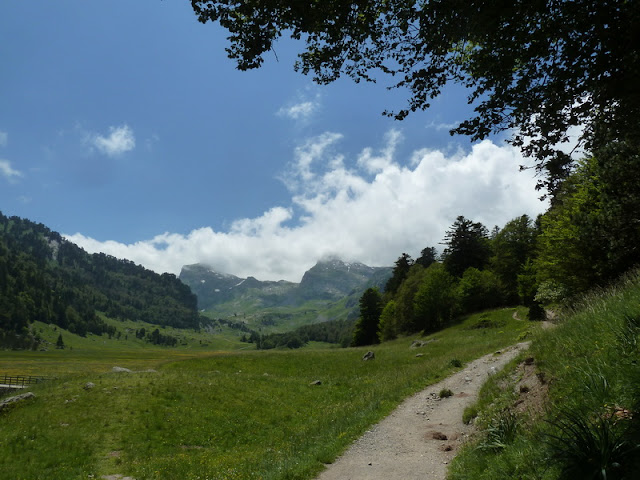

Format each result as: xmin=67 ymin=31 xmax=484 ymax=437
xmin=1 ymin=1 xmax=549 ymax=282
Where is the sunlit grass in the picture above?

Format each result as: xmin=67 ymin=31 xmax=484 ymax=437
xmin=448 ymin=272 xmax=640 ymax=480
xmin=0 ymin=307 xmax=533 ymax=480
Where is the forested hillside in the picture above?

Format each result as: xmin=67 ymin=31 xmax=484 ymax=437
xmin=0 ymin=212 xmax=199 ymax=349
xmin=353 ymin=146 xmax=640 ymax=345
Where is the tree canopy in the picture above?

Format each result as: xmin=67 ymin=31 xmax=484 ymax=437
xmin=441 ymin=216 xmax=491 ymax=277
xmin=191 ymin=0 xmax=640 ymax=190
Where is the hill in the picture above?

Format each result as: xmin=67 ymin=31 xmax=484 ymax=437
xmin=179 ymin=259 xmax=392 ymax=333
xmin=0 ymin=212 xmax=200 ymax=349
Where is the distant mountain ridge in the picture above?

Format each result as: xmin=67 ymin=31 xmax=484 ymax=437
xmin=179 ymin=264 xmax=299 ymax=311
xmin=179 ymin=259 xmax=392 ymax=326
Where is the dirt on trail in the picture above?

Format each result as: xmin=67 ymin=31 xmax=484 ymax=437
xmin=315 ymin=342 xmax=531 ymax=480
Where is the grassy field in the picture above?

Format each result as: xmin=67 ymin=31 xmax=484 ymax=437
xmin=448 ymin=273 xmax=640 ymax=480
xmin=0 ymin=307 xmax=533 ymax=480
xmin=203 ymin=296 xmax=355 ymax=336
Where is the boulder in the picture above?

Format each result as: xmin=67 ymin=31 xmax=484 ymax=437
xmin=362 ymin=351 xmax=375 ymax=361
xmin=0 ymin=392 xmax=35 ymax=412
xmin=112 ymin=366 xmax=132 ymax=373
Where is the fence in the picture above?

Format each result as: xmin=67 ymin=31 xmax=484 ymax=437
xmin=0 ymin=375 xmax=47 ymax=388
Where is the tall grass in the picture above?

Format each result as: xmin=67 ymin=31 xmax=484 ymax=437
xmin=448 ymin=272 xmax=640 ymax=480
xmin=0 ymin=308 xmax=530 ymax=480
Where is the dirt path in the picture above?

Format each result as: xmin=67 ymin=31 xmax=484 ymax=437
xmin=315 ymin=342 xmax=530 ymax=480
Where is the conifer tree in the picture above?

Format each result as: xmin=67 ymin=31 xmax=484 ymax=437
xmin=352 ymin=288 xmax=383 ymax=346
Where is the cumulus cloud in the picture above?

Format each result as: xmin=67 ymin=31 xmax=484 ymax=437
xmin=0 ymin=159 xmax=22 ymax=181
xmin=66 ymin=130 xmax=547 ymax=282
xmin=89 ymin=124 xmax=135 ymax=156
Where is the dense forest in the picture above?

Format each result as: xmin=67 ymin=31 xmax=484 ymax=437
xmin=350 ymin=141 xmax=640 ymax=346
xmin=0 ymin=212 xmax=200 ymax=349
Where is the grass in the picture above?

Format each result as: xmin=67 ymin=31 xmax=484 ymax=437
xmin=203 ymin=296 xmax=354 ymax=335
xmin=448 ymin=272 xmax=640 ymax=480
xmin=0 ymin=307 xmax=532 ymax=480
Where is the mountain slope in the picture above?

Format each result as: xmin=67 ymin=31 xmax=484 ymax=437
xmin=180 ymin=264 xmax=298 ymax=311
xmin=179 ymin=259 xmax=392 ymax=333
xmin=0 ymin=212 xmax=200 ymax=348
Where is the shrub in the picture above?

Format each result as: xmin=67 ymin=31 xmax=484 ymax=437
xmin=462 ymin=406 xmax=478 ymax=425
xmin=439 ymin=388 xmax=454 ymax=398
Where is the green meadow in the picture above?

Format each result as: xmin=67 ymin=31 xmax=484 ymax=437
xmin=0 ymin=308 xmax=532 ymax=480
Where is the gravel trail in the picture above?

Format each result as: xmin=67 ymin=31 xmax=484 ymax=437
xmin=315 ymin=342 xmax=530 ymax=480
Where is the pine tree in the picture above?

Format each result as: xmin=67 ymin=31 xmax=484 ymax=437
xmin=352 ymin=288 xmax=383 ymax=346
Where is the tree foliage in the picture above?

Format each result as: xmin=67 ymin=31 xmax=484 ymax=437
xmin=536 ymin=143 xmax=640 ymax=299
xmin=390 ymin=265 xmax=426 ymax=333
xmin=352 ymin=287 xmax=383 ymax=346
xmin=457 ymin=267 xmax=502 ymax=313
xmin=415 ymin=246 xmax=437 ymax=268
xmin=256 ymin=318 xmax=354 ymax=350
xmin=490 ymin=215 xmax=538 ymax=303
xmin=191 ymin=0 xmax=640 ymax=189
xmin=413 ymin=263 xmax=458 ymax=333
xmin=384 ymin=253 xmax=413 ymax=296
xmin=441 ymin=216 xmax=491 ymax=277
xmin=377 ymin=299 xmax=397 ymax=342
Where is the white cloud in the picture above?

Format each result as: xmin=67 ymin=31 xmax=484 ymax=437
xmin=0 ymin=131 xmax=7 ymax=147
xmin=425 ymin=120 xmax=459 ymax=132
xmin=0 ymin=159 xmax=22 ymax=181
xmin=277 ymin=91 xmax=321 ymax=121
xmin=89 ymin=124 xmax=135 ymax=157
xmin=66 ymin=131 xmax=547 ymax=282
xmin=278 ymin=101 xmax=317 ymax=120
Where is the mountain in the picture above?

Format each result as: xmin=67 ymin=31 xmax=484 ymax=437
xmin=179 ymin=264 xmax=298 ymax=311
xmin=179 ymin=259 xmax=392 ymax=331
xmin=0 ymin=212 xmax=200 ymax=348
xmin=298 ymin=259 xmax=387 ymax=300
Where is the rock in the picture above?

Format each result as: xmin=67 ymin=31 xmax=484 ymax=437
xmin=362 ymin=351 xmax=375 ymax=361
xmin=309 ymin=380 xmax=322 ymax=386
xmin=410 ymin=340 xmax=425 ymax=349
xmin=415 ymin=353 xmax=424 ymax=357
xmin=84 ymin=382 xmax=95 ymax=390
xmin=112 ymin=366 xmax=132 ymax=373
xmin=0 ymin=392 xmax=35 ymax=412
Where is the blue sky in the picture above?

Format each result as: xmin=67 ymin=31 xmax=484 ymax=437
xmin=1 ymin=1 xmax=548 ymax=281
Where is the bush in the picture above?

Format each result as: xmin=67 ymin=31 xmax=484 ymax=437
xmin=439 ymin=388 xmax=454 ymax=398
xmin=462 ymin=406 xmax=478 ymax=425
